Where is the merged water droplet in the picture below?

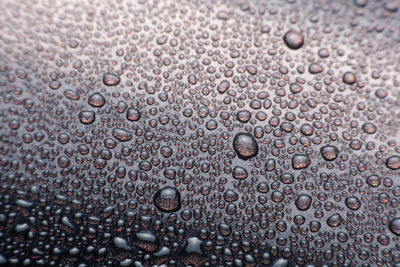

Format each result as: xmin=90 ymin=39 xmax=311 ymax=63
xmin=112 ymin=127 xmax=132 ymax=141
xmin=291 ymin=154 xmax=311 ymax=169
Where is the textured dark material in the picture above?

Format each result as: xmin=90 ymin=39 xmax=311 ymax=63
xmin=0 ymin=0 xmax=399 ymax=266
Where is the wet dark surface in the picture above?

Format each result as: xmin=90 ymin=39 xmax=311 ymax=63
xmin=0 ymin=0 xmax=400 ymax=266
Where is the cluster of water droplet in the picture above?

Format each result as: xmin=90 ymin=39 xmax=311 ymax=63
xmin=0 ymin=0 xmax=400 ymax=266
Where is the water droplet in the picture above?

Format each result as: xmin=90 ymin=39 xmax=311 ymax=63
xmin=103 ymin=73 xmax=121 ymax=86
xmin=362 ymin=122 xmax=377 ymax=134
xmin=153 ymin=186 xmax=181 ymax=212
xmin=233 ymin=132 xmax=259 ymax=160
xmin=386 ymin=156 xmax=400 ymax=170
xmin=342 ymin=71 xmax=356 ymax=84
xmin=308 ymin=63 xmax=324 ymax=74
xmin=223 ymin=189 xmax=239 ymax=202
xmin=283 ymin=29 xmax=304 ymax=50
xmin=132 ymin=232 xmax=159 ymax=252
xmin=232 ymin=166 xmax=249 ymax=179
xmin=216 ymin=10 xmax=230 ymax=20
xmin=327 ymin=213 xmax=342 ymax=227
xmin=389 ymin=218 xmax=400 ymax=236
xmin=88 ymin=92 xmax=106 ymax=107
xmin=295 ymin=194 xmax=312 ymax=211
xmin=78 ymin=110 xmax=95 ymax=124
xmin=320 ymin=145 xmax=339 ymax=161
xmin=126 ymin=108 xmax=141 ymax=121
xmin=345 ymin=196 xmax=361 ymax=210
xmin=113 ymin=237 xmax=132 ymax=251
